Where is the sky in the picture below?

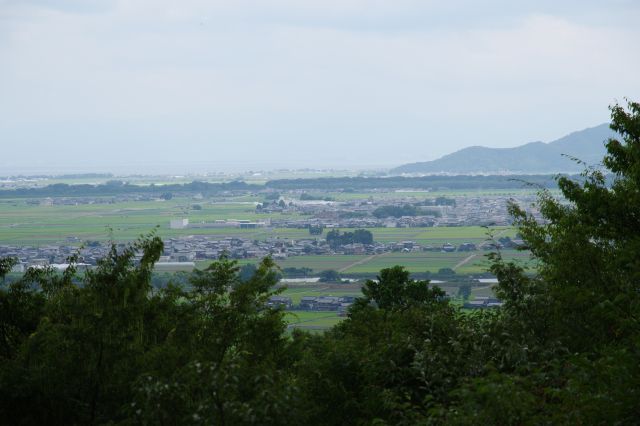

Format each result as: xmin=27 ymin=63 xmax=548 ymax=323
xmin=1 ymin=0 xmax=639 ymax=175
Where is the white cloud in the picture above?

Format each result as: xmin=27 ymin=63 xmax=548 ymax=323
xmin=1 ymin=1 xmax=639 ymax=172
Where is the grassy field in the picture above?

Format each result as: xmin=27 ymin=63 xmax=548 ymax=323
xmin=0 ymin=195 xmax=513 ymax=247
xmin=194 ymin=249 xmax=533 ymax=275
xmin=281 ymin=286 xmax=361 ymax=304
xmin=277 ymin=255 xmax=371 ymax=272
xmin=0 ymin=190 xmax=520 ymax=246
xmin=0 ymin=197 xmax=304 ymax=244
xmin=0 ymin=193 xmax=534 ymax=277
xmin=284 ymin=311 xmax=344 ymax=330
xmin=194 ymin=250 xmax=533 ymax=275
xmin=281 ymin=284 xmax=359 ymax=331
xmin=343 ymin=252 xmax=467 ymax=273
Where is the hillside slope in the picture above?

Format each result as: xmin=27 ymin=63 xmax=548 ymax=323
xmin=392 ymin=124 xmax=614 ymax=174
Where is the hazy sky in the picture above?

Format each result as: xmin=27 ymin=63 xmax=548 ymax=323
xmin=1 ymin=0 xmax=639 ymax=174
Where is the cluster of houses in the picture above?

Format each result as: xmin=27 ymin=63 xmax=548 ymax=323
xmin=432 ymin=195 xmax=542 ymax=226
xmin=0 ymin=234 xmax=520 ymax=272
xmin=269 ymin=294 xmax=504 ymax=313
xmin=258 ymin=193 xmax=542 ymax=228
xmin=463 ymin=297 xmax=504 ymax=309
xmin=158 ymin=236 xmax=490 ymax=262
xmin=1 ymin=189 xmax=535 ymax=272
xmin=267 ymin=295 xmax=356 ymax=315
xmin=0 ymin=241 xmax=108 ymax=272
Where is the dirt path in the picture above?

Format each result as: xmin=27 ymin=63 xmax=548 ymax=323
xmin=453 ymin=254 xmax=477 ymax=271
xmin=338 ymin=253 xmax=385 ymax=273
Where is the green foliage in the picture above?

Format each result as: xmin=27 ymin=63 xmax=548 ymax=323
xmin=264 ymin=191 xmax=280 ymax=200
xmin=475 ymin=99 xmax=640 ymax=421
xmin=132 ymin=255 xmax=301 ymax=425
xmin=359 ymin=265 xmax=444 ymax=311
xmin=444 ymin=372 xmax=538 ymax=425
xmin=437 ymin=267 xmax=456 ymax=276
xmin=318 ymin=269 xmax=341 ymax=283
xmin=0 ymin=236 xmax=302 ymax=425
xmin=0 ymin=180 xmax=260 ymax=199
xmin=0 ymin=277 xmax=46 ymax=361
xmin=493 ymin=100 xmax=640 ymax=351
xmin=0 ymin=233 xmax=163 ymax=424
xmin=0 ymin=257 xmax=17 ymax=281
xmin=239 ymin=263 xmax=258 ymax=282
xmin=309 ymin=224 xmax=324 ymax=235
xmin=282 ymin=266 xmax=313 ymax=277
xmin=294 ymin=267 xmax=482 ymax=424
xmin=326 ymin=228 xmax=373 ymax=248
xmin=372 ymin=204 xmax=418 ymax=218
xmin=457 ymin=284 xmax=471 ymax=301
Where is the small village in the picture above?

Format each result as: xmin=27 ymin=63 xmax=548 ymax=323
xmin=0 ymin=192 xmax=533 ymax=271
xmin=0 ymin=232 xmax=525 ymax=272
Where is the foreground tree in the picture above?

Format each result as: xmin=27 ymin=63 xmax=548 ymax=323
xmin=0 ymin=235 xmax=164 ymax=424
xmin=0 ymin=236 xmax=302 ymax=425
xmin=131 ymin=255 xmax=303 ymax=425
xmin=293 ymin=266 xmax=491 ymax=425
xmin=445 ymin=100 xmax=640 ymax=424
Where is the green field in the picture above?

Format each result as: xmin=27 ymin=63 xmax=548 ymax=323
xmin=193 ymin=250 xmax=532 ymax=276
xmin=284 ymin=311 xmax=344 ymax=330
xmin=344 ymin=250 xmax=531 ymax=274
xmin=194 ymin=250 xmax=533 ymax=275
xmin=342 ymin=252 xmax=467 ymax=273
xmin=281 ymin=285 xmax=359 ymax=330
xmin=0 ymin=197 xmax=303 ymax=244
xmin=281 ymin=286 xmax=361 ymax=304
xmin=0 ymin=195 xmax=513 ymax=247
xmin=0 ymin=190 xmax=519 ymax=246
xmin=277 ymin=255 xmax=370 ymax=272
xmin=0 ymin=193 xmax=533 ymax=277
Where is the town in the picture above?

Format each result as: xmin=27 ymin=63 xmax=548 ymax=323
xmin=0 ymin=191 xmax=531 ymax=272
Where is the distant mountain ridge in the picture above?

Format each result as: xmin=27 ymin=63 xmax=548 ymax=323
xmin=392 ymin=124 xmax=615 ymax=174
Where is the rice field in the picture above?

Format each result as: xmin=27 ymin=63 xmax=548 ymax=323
xmin=284 ymin=311 xmax=344 ymax=330
xmin=198 ymin=249 xmax=532 ymax=275
xmin=0 ymin=197 xmax=300 ymax=244
xmin=0 ymin=194 xmax=534 ymax=276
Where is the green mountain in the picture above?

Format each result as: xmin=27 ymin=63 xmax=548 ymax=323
xmin=392 ymin=124 xmax=614 ymax=174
